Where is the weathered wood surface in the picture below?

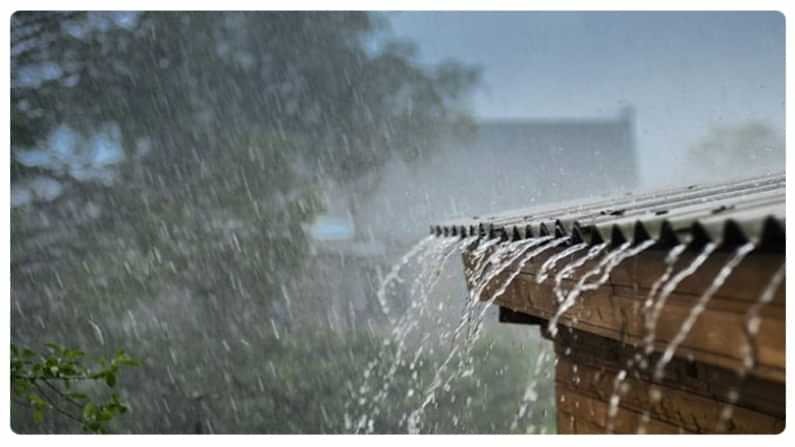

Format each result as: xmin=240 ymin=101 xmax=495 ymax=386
xmin=554 ymin=330 xmax=784 ymax=434
xmin=462 ymin=243 xmax=785 ymax=434
xmin=467 ymin=246 xmax=785 ymax=383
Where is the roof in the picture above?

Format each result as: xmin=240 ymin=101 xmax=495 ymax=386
xmin=456 ymin=112 xmax=638 ymax=190
xmin=431 ymin=172 xmax=785 ymax=252
xmin=353 ymin=108 xmax=640 ymax=245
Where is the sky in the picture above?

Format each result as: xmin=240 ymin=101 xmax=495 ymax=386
xmin=383 ymin=11 xmax=785 ymax=187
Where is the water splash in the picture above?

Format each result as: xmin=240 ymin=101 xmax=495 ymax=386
xmin=411 ymin=238 xmax=560 ymax=422
xmin=510 ymin=344 xmax=551 ymax=433
xmin=641 ymin=243 xmax=689 ymax=320
xmin=447 ymin=236 xmax=505 ymax=341
xmin=417 ymin=236 xmax=480 ymax=308
xmin=552 ymin=243 xmax=609 ymax=303
xmin=740 ymin=262 xmax=785 ymax=372
xmin=714 ymin=263 xmax=784 ymax=432
xmin=465 ymin=237 xmax=503 ymax=285
xmin=637 ymin=241 xmax=748 ymax=433
xmin=375 ymin=235 xmax=435 ymax=320
xmin=406 ymin=236 xmax=569 ymax=433
xmin=605 ymin=368 xmax=629 ymax=433
xmin=470 ymin=236 xmax=570 ymax=339
xmin=652 ymin=242 xmax=755 ymax=381
xmin=535 ymin=242 xmax=588 ymax=284
xmin=469 ymin=238 xmax=544 ymax=305
xmin=642 ymin=241 xmax=717 ymax=357
xmin=452 ymin=238 xmax=543 ymax=348
xmin=347 ymin=235 xmax=473 ymax=433
xmin=635 ymin=242 xmax=716 ymax=434
xmin=407 ymin=236 xmax=468 ymax=306
xmin=548 ymin=239 xmax=655 ymax=337
xmin=446 ymin=237 xmax=555 ymax=349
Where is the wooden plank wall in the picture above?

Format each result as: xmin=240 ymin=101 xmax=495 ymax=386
xmin=554 ymin=330 xmax=784 ymax=434
xmin=464 ymin=244 xmax=785 ymax=433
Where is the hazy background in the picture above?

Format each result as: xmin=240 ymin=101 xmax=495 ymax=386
xmin=10 ymin=11 xmax=784 ymax=434
xmin=385 ymin=11 xmax=785 ymax=188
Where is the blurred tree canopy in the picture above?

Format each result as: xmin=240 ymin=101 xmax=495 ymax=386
xmin=11 ymin=12 xmax=487 ymax=433
xmin=12 ymin=12 xmax=479 ymax=194
xmin=11 ymin=11 xmax=480 ymax=305
xmin=687 ymin=121 xmax=784 ymax=179
xmin=11 ymin=11 xmax=480 ymax=288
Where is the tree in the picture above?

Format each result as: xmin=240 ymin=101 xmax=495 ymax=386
xmin=11 ymin=343 xmax=138 ymax=433
xmin=687 ymin=122 xmax=784 ymax=179
xmin=11 ymin=11 xmax=479 ymax=273
xmin=11 ymin=12 xmax=480 ymax=433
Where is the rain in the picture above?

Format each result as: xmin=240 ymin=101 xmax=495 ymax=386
xmin=9 ymin=11 xmax=785 ymax=435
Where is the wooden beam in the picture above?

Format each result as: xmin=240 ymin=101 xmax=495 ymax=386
xmin=466 ymin=248 xmax=785 ymax=382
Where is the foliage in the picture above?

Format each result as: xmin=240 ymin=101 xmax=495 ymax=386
xmin=8 ymin=12 xmax=490 ymax=434
xmin=11 ymin=12 xmax=479 ymax=194
xmin=10 ymin=11 xmax=479 ymax=330
xmin=11 ymin=343 xmax=139 ymax=433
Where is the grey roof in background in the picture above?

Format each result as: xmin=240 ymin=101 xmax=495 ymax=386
xmin=431 ymin=172 xmax=785 ymax=252
xmin=455 ymin=111 xmax=638 ymax=191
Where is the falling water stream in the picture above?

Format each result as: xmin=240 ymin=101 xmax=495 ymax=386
xmin=636 ymin=241 xmax=756 ymax=433
xmin=375 ymin=235 xmax=435 ymax=321
xmin=535 ymin=242 xmax=589 ymax=284
xmin=471 ymin=236 xmax=569 ymax=336
xmin=652 ymin=242 xmax=756 ymax=381
xmin=347 ymin=235 xmax=465 ymax=432
xmin=606 ymin=368 xmax=629 ymax=433
xmin=714 ymin=263 xmax=785 ymax=432
xmin=642 ymin=241 xmax=717 ymax=357
xmin=510 ymin=343 xmax=553 ymax=433
xmin=547 ymin=239 xmax=657 ymax=337
xmin=604 ymin=241 xmax=692 ymax=431
xmin=348 ymin=223 xmax=780 ymax=434
xmin=406 ymin=236 xmax=569 ymax=433
xmin=639 ymin=242 xmax=690 ymax=357
xmin=552 ymin=242 xmax=609 ymax=303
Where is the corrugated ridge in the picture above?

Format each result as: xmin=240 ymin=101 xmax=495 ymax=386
xmin=430 ymin=172 xmax=785 ymax=252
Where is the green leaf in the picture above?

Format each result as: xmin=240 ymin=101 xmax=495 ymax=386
xmin=64 ymin=349 xmax=85 ymax=360
xmin=83 ymin=402 xmax=97 ymax=422
xmin=98 ymin=408 xmax=113 ymax=422
xmin=113 ymin=352 xmax=139 ymax=367
xmin=28 ymin=393 xmax=48 ymax=424
xmin=32 ymin=407 xmax=44 ymax=424
xmin=105 ymin=371 xmax=117 ymax=387
xmin=13 ymin=378 xmax=31 ymax=395
xmin=12 ymin=342 xmax=136 ymax=432
xmin=29 ymin=393 xmax=46 ymax=407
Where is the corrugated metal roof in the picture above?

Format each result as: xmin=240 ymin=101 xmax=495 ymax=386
xmin=431 ymin=172 xmax=785 ymax=252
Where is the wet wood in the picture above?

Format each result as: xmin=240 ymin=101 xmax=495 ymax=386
xmin=461 ymin=244 xmax=785 ymax=434
xmin=555 ymin=332 xmax=784 ymax=434
xmin=464 ymin=248 xmax=786 ymax=382
xmin=553 ymin=329 xmax=784 ymax=419
xmin=557 ymin=384 xmax=685 ymax=434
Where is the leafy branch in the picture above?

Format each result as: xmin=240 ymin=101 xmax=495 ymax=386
xmin=11 ymin=342 xmax=139 ymax=433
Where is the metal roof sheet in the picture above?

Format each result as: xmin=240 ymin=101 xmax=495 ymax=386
xmin=431 ymin=172 xmax=785 ymax=252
